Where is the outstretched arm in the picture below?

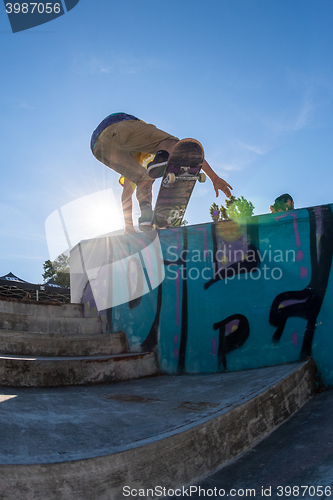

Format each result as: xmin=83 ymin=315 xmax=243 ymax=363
xmin=201 ymin=160 xmax=233 ymax=198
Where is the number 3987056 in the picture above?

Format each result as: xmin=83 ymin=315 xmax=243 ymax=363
xmin=5 ymin=3 xmax=61 ymax=14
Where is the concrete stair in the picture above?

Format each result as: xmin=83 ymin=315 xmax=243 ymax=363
xmin=0 ymin=297 xmax=158 ymax=387
xmin=0 ymin=330 xmax=127 ymax=356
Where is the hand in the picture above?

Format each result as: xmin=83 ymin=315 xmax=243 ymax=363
xmin=212 ymin=176 xmax=233 ymax=198
xmin=200 ymin=160 xmax=233 ymax=198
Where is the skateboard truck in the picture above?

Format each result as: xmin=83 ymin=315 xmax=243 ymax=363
xmin=166 ymin=171 xmax=206 ymax=185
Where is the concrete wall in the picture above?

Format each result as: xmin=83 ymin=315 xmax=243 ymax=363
xmin=71 ymin=204 xmax=333 ymax=386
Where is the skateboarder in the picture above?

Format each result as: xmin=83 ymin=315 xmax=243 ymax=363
xmin=119 ymin=152 xmax=154 ymax=233
xmin=91 ymin=113 xmax=233 ymax=229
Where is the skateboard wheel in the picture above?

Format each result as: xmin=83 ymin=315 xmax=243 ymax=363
xmin=167 ymin=173 xmax=176 ymax=184
xmin=198 ymin=172 xmax=206 ymax=183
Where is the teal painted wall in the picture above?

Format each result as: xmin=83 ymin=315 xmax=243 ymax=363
xmin=81 ymin=204 xmax=333 ymax=386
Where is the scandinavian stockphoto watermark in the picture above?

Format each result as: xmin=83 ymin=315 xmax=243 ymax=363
xmin=3 ymin=0 xmax=80 ymax=33
xmin=165 ymin=245 xmax=297 ymax=282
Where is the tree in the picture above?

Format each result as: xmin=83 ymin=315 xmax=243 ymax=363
xmin=209 ymin=195 xmax=255 ymax=222
xmin=226 ymin=195 xmax=255 ymax=219
xmin=42 ymin=254 xmax=70 ymax=288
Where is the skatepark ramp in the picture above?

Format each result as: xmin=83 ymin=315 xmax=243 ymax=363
xmin=0 ymin=360 xmax=316 ymax=499
xmin=71 ymin=202 xmax=333 ymax=387
xmin=0 ymin=203 xmax=331 ymax=497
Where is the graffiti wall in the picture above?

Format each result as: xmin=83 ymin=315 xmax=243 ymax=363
xmin=71 ymin=203 xmax=333 ymax=386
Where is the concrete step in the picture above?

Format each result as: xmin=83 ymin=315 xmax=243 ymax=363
xmin=0 ymin=360 xmax=316 ymax=500
xmin=0 ymin=330 xmax=128 ymax=356
xmin=0 ymin=296 xmax=84 ymax=318
xmin=0 ymin=311 xmax=103 ymax=335
xmin=0 ymin=351 xmax=158 ymax=387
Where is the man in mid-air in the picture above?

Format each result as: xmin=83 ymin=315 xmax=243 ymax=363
xmin=91 ymin=112 xmax=233 ymax=230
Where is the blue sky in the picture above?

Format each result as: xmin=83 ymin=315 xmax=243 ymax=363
xmin=1 ymin=0 xmax=333 ymax=283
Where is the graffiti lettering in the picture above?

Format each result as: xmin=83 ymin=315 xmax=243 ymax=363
xmin=76 ymin=204 xmax=333 ymax=384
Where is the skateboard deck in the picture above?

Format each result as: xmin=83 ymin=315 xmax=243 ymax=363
xmin=152 ymin=138 xmax=205 ymax=229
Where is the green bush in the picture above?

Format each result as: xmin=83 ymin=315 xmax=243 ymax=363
xmin=209 ymin=195 xmax=254 ymax=221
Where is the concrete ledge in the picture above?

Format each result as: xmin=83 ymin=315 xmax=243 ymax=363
xmin=0 ymin=312 xmax=103 ymax=335
xmin=0 ymin=330 xmax=128 ymax=356
xmin=0 ymin=352 xmax=158 ymax=387
xmin=0 ymin=360 xmax=317 ymax=499
xmin=0 ymin=297 xmax=84 ymax=318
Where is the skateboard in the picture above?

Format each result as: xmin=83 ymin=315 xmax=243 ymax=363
xmin=152 ymin=139 xmax=206 ymax=229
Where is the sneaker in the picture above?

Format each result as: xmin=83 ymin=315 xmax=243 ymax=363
xmin=147 ymin=150 xmax=169 ymax=179
xmin=138 ymin=204 xmax=153 ymax=229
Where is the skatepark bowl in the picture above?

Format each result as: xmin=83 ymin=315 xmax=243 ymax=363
xmin=1 ymin=203 xmax=333 ymax=498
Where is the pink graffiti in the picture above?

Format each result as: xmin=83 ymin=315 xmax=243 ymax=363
xmin=292 ymin=331 xmax=298 ymax=347
xmin=174 ymin=233 xmax=181 ymax=326
xmin=296 ymin=250 xmax=304 ymax=262
xmin=212 ymin=337 xmax=217 ymax=356
xmin=176 ymin=269 xmax=180 ymax=326
xmin=300 ymin=266 xmax=308 ymax=279
xmin=174 ymin=347 xmax=179 ymax=359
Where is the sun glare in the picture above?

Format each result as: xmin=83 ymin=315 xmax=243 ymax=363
xmin=46 ymin=188 xmax=124 ymax=260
